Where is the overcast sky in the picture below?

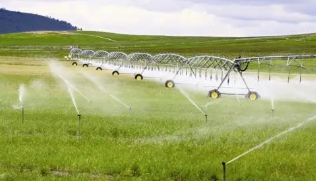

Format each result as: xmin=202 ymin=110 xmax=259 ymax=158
xmin=1 ymin=0 xmax=316 ymax=36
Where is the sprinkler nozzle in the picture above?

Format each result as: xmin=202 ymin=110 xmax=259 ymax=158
xmin=78 ymin=114 xmax=81 ymax=117
xmin=222 ymin=161 xmax=226 ymax=166
xmin=129 ymin=107 xmax=132 ymax=111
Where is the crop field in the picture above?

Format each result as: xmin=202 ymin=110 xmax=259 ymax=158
xmin=1 ymin=32 xmax=316 ymax=180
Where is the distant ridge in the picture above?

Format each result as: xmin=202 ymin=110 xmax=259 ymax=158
xmin=0 ymin=8 xmax=78 ymax=34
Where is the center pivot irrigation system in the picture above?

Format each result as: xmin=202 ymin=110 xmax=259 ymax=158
xmin=66 ymin=48 xmax=316 ymax=101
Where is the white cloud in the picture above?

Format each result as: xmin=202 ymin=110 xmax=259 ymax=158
xmin=1 ymin=0 xmax=316 ymax=36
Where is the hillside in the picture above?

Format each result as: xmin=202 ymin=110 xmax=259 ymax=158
xmin=0 ymin=8 xmax=77 ymax=34
xmin=0 ymin=31 xmax=316 ymax=58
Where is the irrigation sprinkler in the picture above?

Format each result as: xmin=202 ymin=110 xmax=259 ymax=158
xmin=77 ymin=114 xmax=81 ymax=139
xmin=125 ymin=53 xmax=153 ymax=80
xmin=152 ymin=54 xmax=188 ymax=88
xmin=80 ymin=50 xmax=95 ymax=67
xmin=222 ymin=161 xmax=226 ymax=181
xmin=271 ymin=97 xmax=275 ymax=113
xmin=207 ymin=55 xmax=316 ymax=100
xmin=67 ymin=48 xmax=96 ymax=67
xmin=68 ymin=48 xmax=316 ymax=100
xmin=208 ymin=58 xmax=261 ymax=101
xmin=205 ymin=114 xmax=208 ymax=123
xmin=68 ymin=48 xmax=82 ymax=66
xmin=101 ymin=52 xmax=128 ymax=75
xmin=91 ymin=50 xmax=109 ymax=70
xmin=21 ymin=106 xmax=24 ymax=123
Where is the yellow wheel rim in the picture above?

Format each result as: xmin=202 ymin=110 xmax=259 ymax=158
xmin=250 ymin=93 xmax=257 ymax=101
xmin=136 ymin=76 xmax=142 ymax=81
xmin=114 ymin=73 xmax=118 ymax=76
xmin=211 ymin=92 xmax=218 ymax=99
xmin=167 ymin=82 xmax=173 ymax=88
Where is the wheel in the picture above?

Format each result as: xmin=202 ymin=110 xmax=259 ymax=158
xmin=165 ymin=80 xmax=175 ymax=88
xmin=96 ymin=67 xmax=102 ymax=71
xmin=208 ymin=89 xmax=221 ymax=99
xmin=83 ymin=64 xmax=89 ymax=67
xmin=112 ymin=71 xmax=119 ymax=76
xmin=246 ymin=91 xmax=260 ymax=101
xmin=135 ymin=74 xmax=143 ymax=81
xmin=72 ymin=62 xmax=77 ymax=66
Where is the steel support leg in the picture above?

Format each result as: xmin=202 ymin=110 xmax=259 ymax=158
xmin=217 ymin=64 xmax=235 ymax=90
xmin=238 ymin=70 xmax=251 ymax=92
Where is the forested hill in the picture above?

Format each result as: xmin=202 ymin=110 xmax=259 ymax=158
xmin=0 ymin=8 xmax=78 ymax=34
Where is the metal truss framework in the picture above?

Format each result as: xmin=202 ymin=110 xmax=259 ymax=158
xmin=67 ymin=48 xmax=316 ymax=100
xmin=237 ymin=55 xmax=316 ymax=82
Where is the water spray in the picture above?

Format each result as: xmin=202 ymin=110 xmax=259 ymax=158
xmin=225 ymin=114 xmax=316 ymax=167
xmin=178 ymin=87 xmax=207 ymax=122
xmin=81 ymin=72 xmax=131 ymax=111
xmin=67 ymin=87 xmax=80 ymax=114
xmin=109 ymin=94 xmax=131 ymax=110
xmin=58 ymin=74 xmax=91 ymax=103
xmin=18 ymin=84 xmax=26 ymax=123
xmin=236 ymin=94 xmax=241 ymax=104
xmin=203 ymin=100 xmax=219 ymax=108
xmin=220 ymin=114 xmax=316 ymax=181
xmin=49 ymin=62 xmax=91 ymax=103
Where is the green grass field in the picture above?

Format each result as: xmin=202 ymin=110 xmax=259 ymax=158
xmin=1 ymin=31 xmax=316 ymax=180
xmin=1 ymin=31 xmax=316 ymax=58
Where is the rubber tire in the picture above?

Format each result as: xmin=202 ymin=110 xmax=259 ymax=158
xmin=165 ymin=80 xmax=175 ymax=88
xmin=245 ymin=91 xmax=260 ymax=101
xmin=83 ymin=64 xmax=89 ymax=68
xmin=134 ymin=74 xmax=143 ymax=81
xmin=112 ymin=71 xmax=119 ymax=76
xmin=72 ymin=62 xmax=78 ymax=66
xmin=208 ymin=89 xmax=221 ymax=99
xmin=96 ymin=67 xmax=102 ymax=71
